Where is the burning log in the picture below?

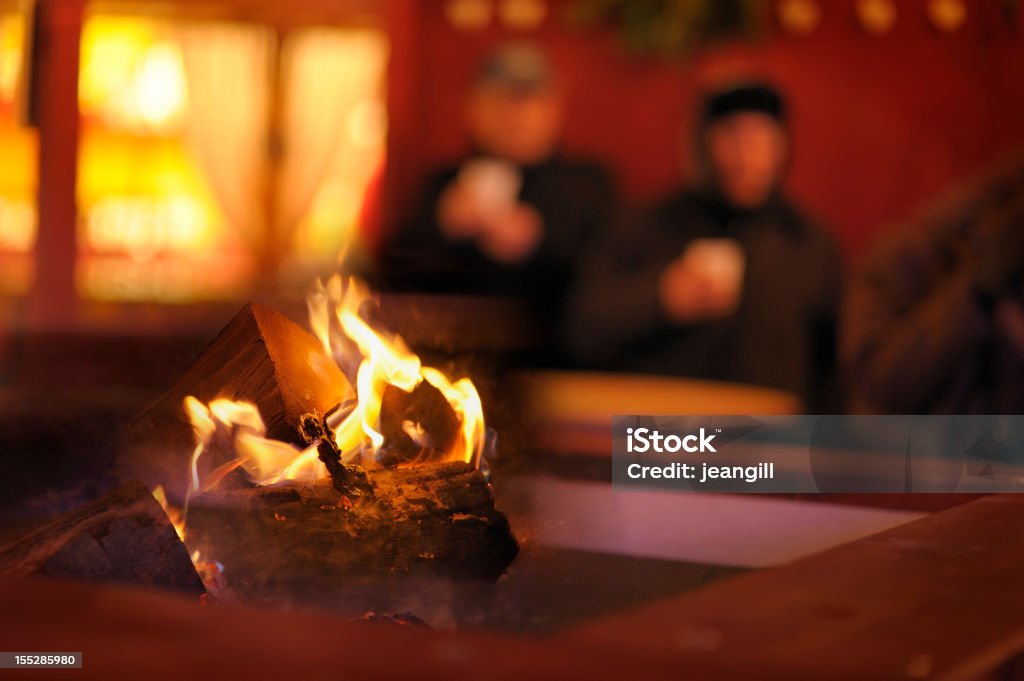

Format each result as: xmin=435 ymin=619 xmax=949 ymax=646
xmin=0 ymin=480 xmax=204 ymax=594
xmin=184 ymin=461 xmax=518 ymax=585
xmin=378 ymin=382 xmax=461 ymax=466
xmin=118 ymin=281 xmax=517 ymax=585
xmin=119 ymin=303 xmax=351 ymax=501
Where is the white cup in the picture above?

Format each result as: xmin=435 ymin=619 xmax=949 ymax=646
xmin=458 ymin=159 xmax=523 ymax=218
xmin=682 ymin=238 xmax=746 ymax=295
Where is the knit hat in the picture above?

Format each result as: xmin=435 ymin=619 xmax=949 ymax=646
xmin=702 ymin=82 xmax=786 ymax=124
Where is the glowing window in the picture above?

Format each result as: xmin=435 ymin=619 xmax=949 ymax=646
xmin=0 ymin=13 xmax=387 ymax=304
xmin=282 ymin=28 xmax=388 ymax=273
xmin=0 ymin=11 xmax=37 ymax=297
xmin=77 ymin=15 xmax=257 ymax=303
xmin=75 ymin=17 xmax=388 ymax=302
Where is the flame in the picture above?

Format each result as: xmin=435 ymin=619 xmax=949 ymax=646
xmin=176 ymin=274 xmax=486 ymax=499
xmin=421 ymin=368 xmax=486 ymax=470
xmin=151 ymin=485 xmax=186 ymax=541
xmin=151 ymin=396 xmax=324 ymax=554
xmin=152 ymin=274 xmax=488 ymax=591
xmin=308 ymin=274 xmax=485 ymax=468
xmin=153 ymin=484 xmax=225 ymax=595
xmin=183 ymin=395 xmax=326 ymax=488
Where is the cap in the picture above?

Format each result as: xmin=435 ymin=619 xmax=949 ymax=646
xmin=474 ymin=42 xmax=554 ymax=92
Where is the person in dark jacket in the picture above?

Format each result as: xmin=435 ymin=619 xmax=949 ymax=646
xmin=565 ymin=82 xmax=841 ymax=410
xmin=844 ymin=159 xmax=1024 ymax=414
xmin=380 ymin=43 xmax=615 ymax=362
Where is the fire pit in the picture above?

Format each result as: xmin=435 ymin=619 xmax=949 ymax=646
xmin=1 ymin=274 xmax=520 ymax=604
xmin=0 ymin=279 xmax=972 ymax=646
xmin=5 ymin=312 xmax=1020 ymax=681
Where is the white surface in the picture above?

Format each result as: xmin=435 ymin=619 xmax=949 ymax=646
xmin=502 ymin=476 xmax=926 ymax=568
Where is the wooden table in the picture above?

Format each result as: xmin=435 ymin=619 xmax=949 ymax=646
xmin=517 ymin=371 xmax=802 ymax=419
xmin=564 ymin=493 xmax=1024 ymax=681
xmin=512 ymin=370 xmax=801 ymax=457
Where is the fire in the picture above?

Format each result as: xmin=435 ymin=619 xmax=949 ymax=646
xmin=152 ymin=273 xmax=488 ymax=584
xmin=183 ymin=396 xmax=326 ymax=486
xmin=177 ymin=274 xmax=487 ymax=498
xmin=151 ymin=485 xmax=185 ymax=540
xmin=308 ymin=275 xmax=486 ymax=468
xmin=421 ymin=368 xmax=486 ymax=471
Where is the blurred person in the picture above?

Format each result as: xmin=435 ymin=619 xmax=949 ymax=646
xmin=844 ymin=159 xmax=1024 ymax=413
xmin=379 ymin=42 xmax=615 ymax=364
xmin=565 ymin=82 xmax=841 ymax=410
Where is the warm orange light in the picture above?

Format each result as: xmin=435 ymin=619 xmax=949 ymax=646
xmin=422 ymin=367 xmax=486 ymax=470
xmin=0 ymin=16 xmax=23 ymax=103
xmin=161 ymin=275 xmax=488 ymax=585
xmin=151 ymin=484 xmax=186 ymax=541
xmin=79 ymin=18 xmax=187 ymax=131
xmin=0 ymin=198 xmax=34 ymax=252
xmin=308 ymin=274 xmax=485 ymax=467
xmin=134 ymin=43 xmax=188 ymax=128
xmin=180 ymin=274 xmax=487 ymax=504
xmin=183 ymin=396 xmax=325 ymax=488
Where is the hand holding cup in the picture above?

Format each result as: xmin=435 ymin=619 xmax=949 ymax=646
xmin=659 ymin=238 xmax=746 ymax=323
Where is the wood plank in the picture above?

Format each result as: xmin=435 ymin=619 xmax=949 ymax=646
xmin=563 ymin=494 xmax=1024 ymax=681
xmin=0 ymin=575 xmax=691 ymax=681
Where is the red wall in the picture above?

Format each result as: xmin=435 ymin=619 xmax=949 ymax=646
xmin=386 ymin=0 xmax=1024 ymax=260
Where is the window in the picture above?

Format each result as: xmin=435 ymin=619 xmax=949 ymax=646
xmin=0 ymin=10 xmax=36 ymax=297
xmin=0 ymin=10 xmax=388 ymax=306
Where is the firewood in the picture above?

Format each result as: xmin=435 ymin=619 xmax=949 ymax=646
xmin=184 ymin=461 xmax=518 ymax=587
xmin=378 ymin=381 xmax=461 ymax=466
xmin=115 ymin=301 xmax=515 ymax=586
xmin=0 ymin=480 xmax=204 ymax=594
xmin=119 ymin=304 xmax=351 ymax=501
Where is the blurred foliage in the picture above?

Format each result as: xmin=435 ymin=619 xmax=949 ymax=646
xmin=567 ymin=0 xmax=765 ymax=57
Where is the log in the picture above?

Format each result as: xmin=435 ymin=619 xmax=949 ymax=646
xmin=378 ymin=381 xmax=461 ymax=466
xmin=119 ymin=303 xmax=351 ymax=501
xmin=184 ymin=461 xmax=518 ymax=587
xmin=116 ymin=301 xmax=517 ymax=586
xmin=0 ymin=480 xmax=205 ymax=595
